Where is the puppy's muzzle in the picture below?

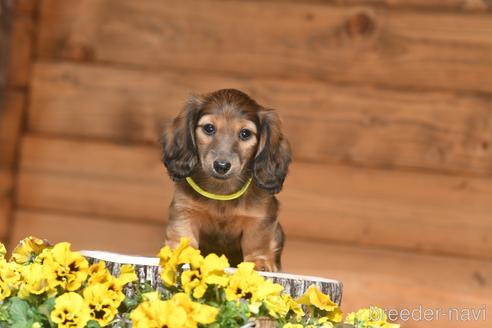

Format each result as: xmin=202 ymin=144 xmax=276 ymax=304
xmin=213 ymin=160 xmax=232 ymax=175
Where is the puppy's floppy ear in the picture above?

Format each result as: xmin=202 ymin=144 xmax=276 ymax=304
xmin=253 ymin=109 xmax=292 ymax=194
xmin=161 ymin=95 xmax=202 ymax=181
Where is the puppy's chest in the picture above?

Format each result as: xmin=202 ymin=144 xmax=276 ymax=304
xmin=197 ymin=204 xmax=253 ymax=236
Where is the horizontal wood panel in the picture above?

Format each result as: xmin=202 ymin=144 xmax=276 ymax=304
xmin=18 ymin=135 xmax=492 ymax=260
xmin=10 ymin=210 xmax=166 ymax=256
xmin=0 ymin=169 xmax=12 ymax=240
xmin=0 ymin=90 xmax=25 ymax=168
xmin=29 ymin=62 xmax=492 ymax=175
xmin=323 ymin=0 xmax=492 ymax=11
xmin=15 ymin=0 xmax=38 ymax=16
xmin=284 ymin=239 xmax=492 ymax=328
xmin=37 ymin=0 xmax=492 ymax=93
xmin=7 ymin=15 xmax=34 ymax=87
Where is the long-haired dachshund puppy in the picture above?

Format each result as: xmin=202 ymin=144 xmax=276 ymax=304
xmin=161 ymin=89 xmax=291 ymax=271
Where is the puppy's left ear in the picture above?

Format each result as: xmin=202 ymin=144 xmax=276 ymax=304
xmin=253 ymin=109 xmax=292 ymax=194
xmin=160 ymin=95 xmax=203 ymax=181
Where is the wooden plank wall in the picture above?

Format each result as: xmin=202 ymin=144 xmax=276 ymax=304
xmin=2 ymin=1 xmax=492 ymax=327
xmin=0 ymin=0 xmax=36 ymax=244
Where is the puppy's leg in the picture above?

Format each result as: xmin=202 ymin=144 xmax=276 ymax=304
xmin=241 ymin=220 xmax=284 ymax=272
xmin=164 ymin=207 xmax=199 ymax=249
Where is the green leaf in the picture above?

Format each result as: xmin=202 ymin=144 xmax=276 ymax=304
xmin=120 ymin=297 xmax=138 ymax=313
xmin=0 ymin=302 xmax=10 ymax=322
xmin=85 ymin=320 xmax=101 ymax=328
xmin=207 ymin=301 xmax=250 ymax=328
xmin=34 ymin=297 xmax=55 ymax=327
xmin=7 ymin=297 xmax=35 ymax=328
xmin=38 ymin=298 xmax=55 ymax=318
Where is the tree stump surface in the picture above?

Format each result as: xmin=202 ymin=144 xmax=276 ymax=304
xmin=82 ymin=250 xmax=343 ymax=328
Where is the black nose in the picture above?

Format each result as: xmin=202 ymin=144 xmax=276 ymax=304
xmin=213 ymin=160 xmax=231 ymax=175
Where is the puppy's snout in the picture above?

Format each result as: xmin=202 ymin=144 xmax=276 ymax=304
xmin=213 ymin=160 xmax=232 ymax=175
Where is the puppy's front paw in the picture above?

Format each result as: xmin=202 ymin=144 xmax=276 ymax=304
xmin=248 ymin=258 xmax=277 ymax=272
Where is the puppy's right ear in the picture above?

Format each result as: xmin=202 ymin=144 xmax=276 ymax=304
xmin=160 ymin=96 xmax=202 ymax=181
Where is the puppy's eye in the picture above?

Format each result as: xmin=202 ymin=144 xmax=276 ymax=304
xmin=239 ymin=128 xmax=252 ymax=141
xmin=202 ymin=124 xmax=216 ymax=136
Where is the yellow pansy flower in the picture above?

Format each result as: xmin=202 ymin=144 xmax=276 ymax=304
xmin=118 ymin=264 xmax=137 ymax=285
xmin=297 ymin=285 xmax=342 ymax=323
xmin=131 ymin=292 xmax=218 ymax=328
xmin=225 ymin=262 xmax=265 ymax=303
xmin=181 ymin=253 xmax=229 ymax=299
xmin=11 ymin=236 xmax=49 ymax=264
xmin=0 ymin=261 xmax=21 ymax=300
xmin=142 ymin=291 xmax=160 ymax=302
xmin=318 ymin=317 xmax=335 ymax=327
xmin=264 ymin=293 xmax=304 ymax=319
xmin=172 ymin=293 xmax=219 ymax=326
xmin=131 ymin=299 xmax=187 ymax=328
xmin=282 ymin=294 xmax=305 ymax=319
xmin=0 ymin=243 xmax=6 ymax=260
xmin=264 ymin=295 xmax=289 ymax=318
xmin=102 ymin=275 xmax=126 ymax=307
xmin=88 ymin=261 xmax=111 ymax=285
xmin=18 ymin=262 xmax=57 ymax=298
xmin=226 ymin=261 xmax=283 ymax=314
xmin=39 ymin=242 xmax=89 ymax=291
xmin=256 ymin=279 xmax=283 ymax=300
xmin=51 ymin=292 xmax=91 ymax=328
xmin=344 ymin=307 xmax=400 ymax=328
xmin=283 ymin=324 xmax=304 ymax=328
xmin=86 ymin=263 xmax=126 ymax=306
xmin=178 ymin=246 xmax=203 ymax=269
xmin=158 ymin=238 xmax=193 ymax=286
xmin=83 ymin=284 xmax=119 ymax=326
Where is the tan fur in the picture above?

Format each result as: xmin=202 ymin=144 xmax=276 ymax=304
xmin=161 ymin=89 xmax=291 ymax=271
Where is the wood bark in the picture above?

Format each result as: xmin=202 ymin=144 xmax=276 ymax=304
xmin=83 ymin=252 xmax=343 ymax=304
xmin=82 ymin=251 xmax=343 ymax=327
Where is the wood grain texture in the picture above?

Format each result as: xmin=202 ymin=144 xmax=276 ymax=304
xmin=7 ymin=15 xmax=34 ymax=87
xmin=14 ymin=0 xmax=38 ymax=16
xmin=322 ymin=0 xmax=492 ymax=11
xmin=17 ymin=135 xmax=492 ymax=260
xmin=0 ymin=0 xmax=12 ymax=97
xmin=0 ymin=169 xmax=12 ymax=240
xmin=0 ymin=90 xmax=25 ymax=168
xmin=18 ymin=136 xmax=170 ymax=222
xmin=83 ymin=254 xmax=343 ymax=305
xmin=36 ymin=0 xmax=492 ymax=93
xmin=283 ymin=239 xmax=492 ymax=328
xmin=10 ymin=210 xmax=167 ymax=255
xmin=28 ymin=62 xmax=492 ymax=175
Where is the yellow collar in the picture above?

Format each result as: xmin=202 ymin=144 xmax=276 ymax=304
xmin=185 ymin=176 xmax=253 ymax=201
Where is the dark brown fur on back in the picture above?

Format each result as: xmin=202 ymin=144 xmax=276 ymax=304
xmin=161 ymin=89 xmax=291 ymax=271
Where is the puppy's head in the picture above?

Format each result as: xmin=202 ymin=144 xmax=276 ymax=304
xmin=161 ymin=89 xmax=291 ymax=194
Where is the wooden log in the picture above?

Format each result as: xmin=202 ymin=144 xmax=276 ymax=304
xmin=28 ymin=62 xmax=492 ymax=175
xmin=36 ymin=0 xmax=492 ymax=93
xmin=81 ymin=249 xmax=343 ymax=305
xmin=16 ymin=135 xmax=492 ymax=260
xmin=82 ymin=252 xmax=342 ymax=328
